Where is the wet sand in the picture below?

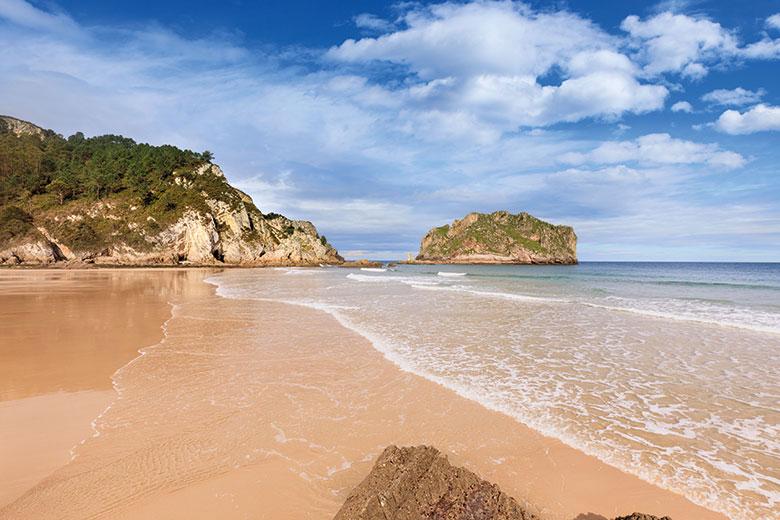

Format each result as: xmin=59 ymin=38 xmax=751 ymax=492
xmin=0 ymin=269 xmax=196 ymax=507
xmin=0 ymin=269 xmax=726 ymax=519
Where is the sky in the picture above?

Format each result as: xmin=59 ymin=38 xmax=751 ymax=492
xmin=0 ymin=0 xmax=779 ymax=261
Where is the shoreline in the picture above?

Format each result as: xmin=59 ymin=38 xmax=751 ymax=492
xmin=211 ymin=274 xmax=729 ymax=520
xmin=0 ymin=269 xmax=197 ymax=507
xmin=2 ymin=269 xmax=727 ymax=519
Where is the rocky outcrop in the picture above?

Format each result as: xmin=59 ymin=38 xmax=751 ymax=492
xmin=415 ymin=211 xmax=577 ymax=264
xmin=614 ymin=515 xmax=672 ymax=520
xmin=0 ymin=162 xmax=342 ymax=267
xmin=334 ymin=445 xmax=539 ymax=520
xmin=0 ymin=115 xmax=46 ymax=138
xmin=336 ymin=446 xmax=673 ymax=520
xmin=1 ymin=117 xmax=343 ymax=267
xmin=339 ymin=259 xmax=383 ymax=268
xmin=0 ymin=238 xmax=64 ymax=265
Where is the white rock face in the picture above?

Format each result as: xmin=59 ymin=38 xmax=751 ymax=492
xmin=0 ymin=116 xmax=45 ymax=138
xmin=159 ymin=210 xmax=220 ymax=264
xmin=0 ymin=240 xmax=61 ymax=264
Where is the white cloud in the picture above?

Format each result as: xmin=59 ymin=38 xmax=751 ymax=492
xmin=766 ymin=14 xmax=780 ymax=30
xmin=354 ymin=13 xmax=395 ymax=33
xmin=329 ymin=2 xmax=667 ymax=129
xmin=715 ymin=104 xmax=780 ymax=134
xmin=0 ymin=0 xmax=77 ymax=34
xmin=561 ymin=133 xmax=745 ymax=168
xmin=701 ymin=87 xmax=765 ymax=106
xmin=621 ymin=12 xmax=738 ymax=77
xmin=331 ymin=2 xmax=614 ymax=79
xmin=740 ymin=37 xmax=780 ymax=59
xmin=671 ymin=101 xmax=693 ymax=112
xmin=622 ymin=11 xmax=780 ymax=75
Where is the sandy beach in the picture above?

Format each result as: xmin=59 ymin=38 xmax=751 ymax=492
xmin=0 ymin=269 xmax=195 ymax=506
xmin=0 ymin=269 xmax=726 ymax=519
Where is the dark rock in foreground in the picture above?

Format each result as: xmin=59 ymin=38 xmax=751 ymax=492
xmin=334 ymin=445 xmax=539 ymax=520
xmin=336 ymin=445 xmax=674 ymax=520
xmin=614 ymin=514 xmax=672 ymax=520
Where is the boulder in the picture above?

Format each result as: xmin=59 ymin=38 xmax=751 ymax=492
xmin=334 ymin=445 xmax=539 ymax=520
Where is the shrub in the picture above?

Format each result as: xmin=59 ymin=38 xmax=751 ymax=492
xmin=58 ymin=220 xmax=102 ymax=251
xmin=0 ymin=206 xmax=34 ymax=245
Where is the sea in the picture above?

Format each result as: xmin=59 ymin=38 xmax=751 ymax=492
xmin=211 ymin=262 xmax=780 ymax=520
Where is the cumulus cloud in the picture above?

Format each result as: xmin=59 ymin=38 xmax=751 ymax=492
xmin=740 ymin=37 xmax=780 ymax=59
xmin=715 ymin=104 xmax=780 ymax=134
xmin=622 ymin=11 xmax=780 ymax=76
xmin=561 ymin=133 xmax=745 ymax=168
xmin=702 ymin=87 xmax=765 ymax=106
xmin=671 ymin=101 xmax=693 ymax=112
xmin=621 ymin=12 xmax=738 ymax=77
xmin=768 ymin=14 xmax=780 ymax=30
xmin=329 ymin=2 xmax=667 ymax=128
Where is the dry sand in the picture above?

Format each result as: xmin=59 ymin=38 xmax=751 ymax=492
xmin=0 ymin=269 xmax=726 ymax=519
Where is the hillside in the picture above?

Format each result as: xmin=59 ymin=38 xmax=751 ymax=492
xmin=415 ymin=211 xmax=577 ymax=264
xmin=0 ymin=116 xmax=342 ymax=266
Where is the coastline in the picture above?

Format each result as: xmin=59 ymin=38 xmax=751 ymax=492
xmin=1 ymin=269 xmax=726 ymax=519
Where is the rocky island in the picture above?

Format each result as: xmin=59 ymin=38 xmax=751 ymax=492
xmin=0 ymin=116 xmax=342 ymax=266
xmin=415 ymin=211 xmax=577 ymax=264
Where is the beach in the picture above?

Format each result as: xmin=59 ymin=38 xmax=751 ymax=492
xmin=0 ymin=268 xmax=732 ymax=519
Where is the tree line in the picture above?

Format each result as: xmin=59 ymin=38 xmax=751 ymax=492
xmin=0 ymin=127 xmax=212 ymax=207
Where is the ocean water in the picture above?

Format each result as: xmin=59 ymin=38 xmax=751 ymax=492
xmin=211 ymin=262 xmax=780 ymax=520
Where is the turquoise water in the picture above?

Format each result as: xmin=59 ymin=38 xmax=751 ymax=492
xmin=212 ymin=262 xmax=780 ymax=519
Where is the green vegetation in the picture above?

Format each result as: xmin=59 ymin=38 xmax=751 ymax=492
xmin=0 ymin=127 xmax=209 ymax=206
xmin=419 ymin=211 xmax=576 ymax=261
xmin=0 ymin=118 xmax=230 ymax=251
xmin=0 ymin=205 xmax=34 ymax=246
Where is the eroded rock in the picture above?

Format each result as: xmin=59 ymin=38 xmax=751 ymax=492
xmin=334 ymin=445 xmax=539 ymax=520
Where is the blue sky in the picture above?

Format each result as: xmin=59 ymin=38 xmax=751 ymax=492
xmin=1 ymin=0 xmax=779 ymax=261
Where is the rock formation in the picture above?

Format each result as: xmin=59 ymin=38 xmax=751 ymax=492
xmin=613 ymin=515 xmax=672 ymax=520
xmin=334 ymin=445 xmax=539 ymax=520
xmin=0 ymin=116 xmax=342 ymax=266
xmin=0 ymin=115 xmax=48 ymax=139
xmin=415 ymin=211 xmax=577 ymax=264
xmin=339 ymin=259 xmax=383 ymax=268
xmin=336 ymin=445 xmax=674 ymax=520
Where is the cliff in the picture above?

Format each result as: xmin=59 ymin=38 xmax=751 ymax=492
xmin=0 ymin=116 xmax=342 ymax=266
xmin=415 ymin=211 xmax=577 ymax=264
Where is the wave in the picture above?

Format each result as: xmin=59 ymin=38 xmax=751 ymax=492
xmin=579 ymin=301 xmax=780 ymax=335
xmin=651 ymin=280 xmax=780 ymax=291
xmin=411 ymin=283 xmax=567 ymax=304
xmin=410 ymin=283 xmax=780 ymax=335
xmin=346 ymin=273 xmax=440 ymax=286
xmin=452 ymin=270 xmax=780 ymax=292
